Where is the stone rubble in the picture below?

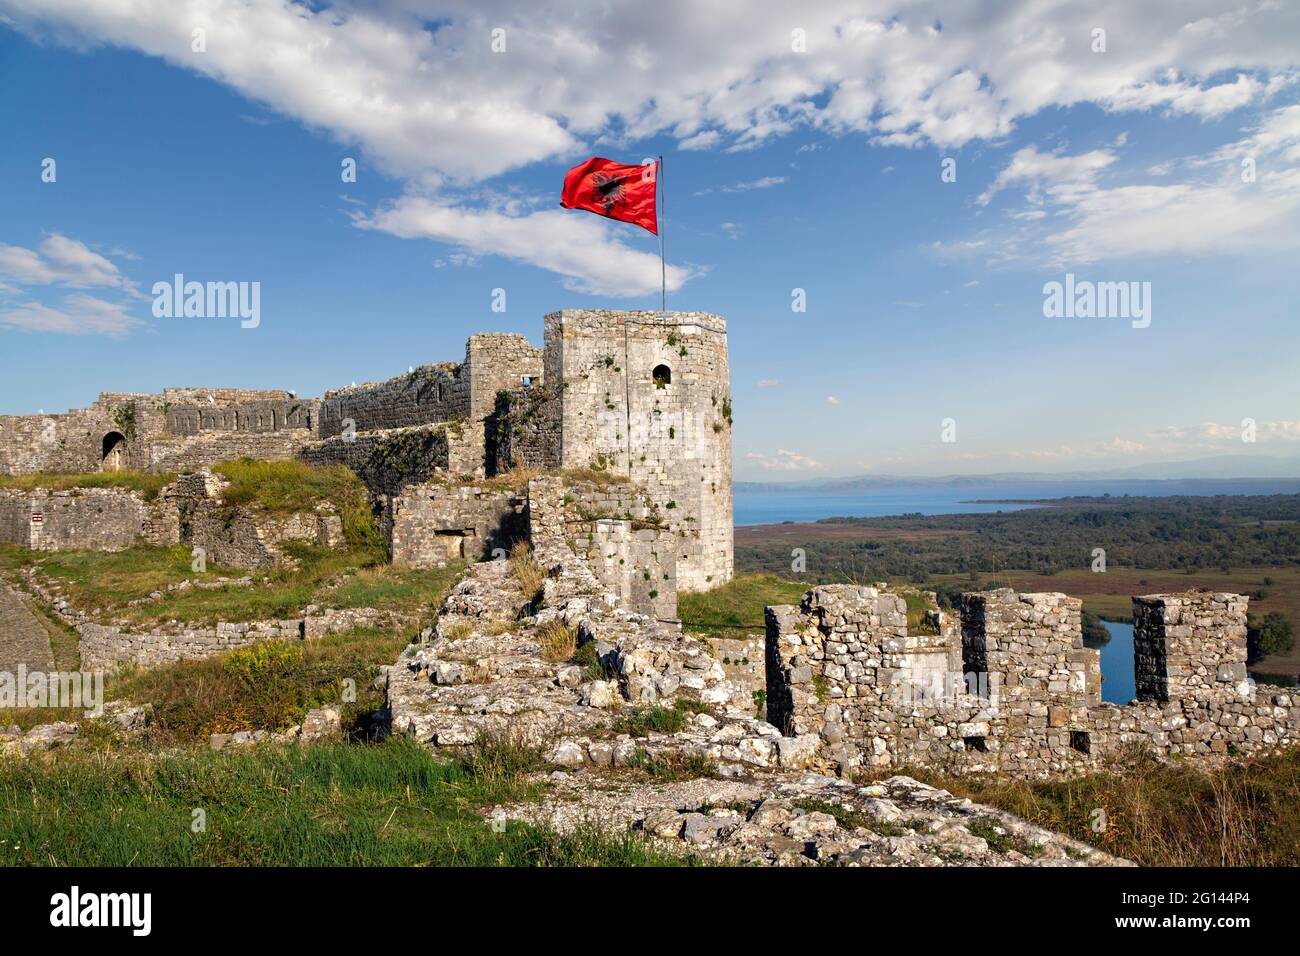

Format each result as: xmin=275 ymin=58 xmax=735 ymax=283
xmin=489 ymin=770 xmax=1129 ymax=867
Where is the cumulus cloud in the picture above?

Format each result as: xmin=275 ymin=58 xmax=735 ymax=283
xmin=5 ymin=0 xmax=1298 ymax=289
xmin=0 ymin=235 xmax=143 ymax=336
xmin=745 ymin=448 xmax=821 ymax=471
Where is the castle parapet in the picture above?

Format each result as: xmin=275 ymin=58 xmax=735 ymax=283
xmin=1133 ymin=591 xmax=1250 ymax=701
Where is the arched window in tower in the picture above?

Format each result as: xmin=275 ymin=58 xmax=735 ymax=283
xmin=652 ymin=364 xmax=672 ymax=388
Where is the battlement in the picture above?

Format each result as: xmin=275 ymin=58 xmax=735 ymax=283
xmin=766 ymin=585 xmax=1297 ymax=777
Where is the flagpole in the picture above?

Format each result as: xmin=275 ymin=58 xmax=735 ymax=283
xmin=658 ymin=154 xmax=666 ymax=312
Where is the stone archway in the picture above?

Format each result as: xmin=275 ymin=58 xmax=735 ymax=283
xmin=101 ymin=431 xmax=127 ymax=472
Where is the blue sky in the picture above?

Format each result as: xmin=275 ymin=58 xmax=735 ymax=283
xmin=1 ymin=1 xmax=1298 ymax=480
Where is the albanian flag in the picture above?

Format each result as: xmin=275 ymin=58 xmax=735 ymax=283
xmin=560 ymin=157 xmax=658 ymax=235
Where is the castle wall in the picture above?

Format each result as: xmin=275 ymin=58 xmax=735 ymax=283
xmin=389 ymin=483 xmax=527 ymax=568
xmin=766 ymin=586 xmax=1298 ymax=777
xmin=544 ymin=310 xmax=732 ymax=592
xmin=318 ymin=365 xmax=469 ymax=439
xmin=0 ymin=488 xmax=158 ymax=551
xmin=561 ymin=480 xmax=677 ymax=621
xmin=489 ymin=384 xmax=562 ymax=474
xmin=315 ymin=333 xmax=541 ymax=442
xmin=298 ymin=425 xmax=450 ymax=497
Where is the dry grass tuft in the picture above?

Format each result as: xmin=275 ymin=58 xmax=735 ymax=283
xmin=536 ymin=620 xmax=578 ymax=662
xmin=509 ymin=540 xmax=545 ymax=602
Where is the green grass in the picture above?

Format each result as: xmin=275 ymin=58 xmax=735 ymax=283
xmin=613 ymin=704 xmax=689 ymax=737
xmin=7 ymin=544 xmax=463 ymax=627
xmin=0 ymin=737 xmax=690 ymax=866
xmin=678 ymin=573 xmax=808 ymax=637
xmin=902 ymin=591 xmax=940 ymax=635
xmin=0 ymin=470 xmax=175 ymax=500
xmin=112 ymin=627 xmax=410 ymax=741
xmin=214 ymin=458 xmax=384 ymax=552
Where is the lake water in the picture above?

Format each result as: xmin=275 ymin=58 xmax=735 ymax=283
xmin=733 ymin=478 xmax=1300 ymax=526
xmin=1093 ymin=622 xmax=1136 ymax=704
xmin=1093 ymin=621 xmax=1296 ymax=703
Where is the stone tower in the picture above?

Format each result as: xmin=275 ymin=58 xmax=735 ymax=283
xmin=543 ymin=309 xmax=733 ymax=592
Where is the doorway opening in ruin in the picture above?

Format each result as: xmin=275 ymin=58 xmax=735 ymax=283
xmin=652 ymin=363 xmax=672 ymax=387
xmin=101 ymin=431 xmax=127 ymax=471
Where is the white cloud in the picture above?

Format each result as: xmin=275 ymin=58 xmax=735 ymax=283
xmin=0 ymin=234 xmax=134 ymax=291
xmin=960 ymin=103 xmax=1300 ymax=265
xmin=825 ymin=395 xmax=840 ymax=405
xmin=722 ymin=176 xmax=786 ymax=192
xmin=756 ymin=378 xmax=781 ymax=387
xmin=356 ymin=197 xmax=694 ymax=296
xmin=745 ymin=448 xmax=821 ymax=471
xmin=7 ymin=0 xmax=1298 ymax=289
xmin=0 ymin=293 xmax=142 ymax=336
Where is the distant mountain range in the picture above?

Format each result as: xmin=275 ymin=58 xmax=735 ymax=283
xmin=735 ymin=455 xmax=1300 ymax=494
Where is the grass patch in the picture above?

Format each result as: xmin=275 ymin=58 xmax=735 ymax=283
xmin=625 ymin=748 xmax=717 ymax=782
xmin=8 ymin=546 xmax=461 ymax=627
xmin=536 ymin=620 xmax=577 ymax=662
xmin=902 ymin=590 xmax=940 ymax=635
xmin=108 ymin=626 xmax=410 ymax=742
xmin=613 ymin=703 xmax=695 ymax=737
xmin=0 ymin=470 xmax=174 ymax=500
xmin=0 ymin=737 xmax=689 ymax=866
xmin=903 ymin=749 xmax=1300 ymax=866
xmin=214 ymin=458 xmax=383 ymax=552
xmin=570 ymin=641 xmax=606 ymax=680
xmin=677 ymin=573 xmax=808 ymax=637
xmin=508 ymin=540 xmax=544 ymax=603
xmin=793 ymin=799 xmax=868 ymax=830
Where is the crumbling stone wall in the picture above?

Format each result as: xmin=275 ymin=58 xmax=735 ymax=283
xmin=0 ymin=312 xmax=734 ymax=595
xmin=488 ymin=384 xmax=562 ymax=474
xmin=389 ymin=483 xmax=527 ymax=568
xmin=318 ymin=365 xmax=469 ymax=439
xmin=79 ymin=607 xmax=410 ymax=671
xmin=0 ymin=389 xmax=312 ymax=476
xmin=299 ymin=425 xmax=450 ymax=497
xmin=766 ymin=586 xmax=1298 ymax=777
xmin=561 ymin=480 xmax=676 ymax=621
xmin=147 ymin=429 xmax=315 ymax=473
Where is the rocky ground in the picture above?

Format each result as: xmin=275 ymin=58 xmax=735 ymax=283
xmin=491 ymin=769 xmax=1127 ymax=866
xmin=382 ymin=525 xmax=1131 ymax=867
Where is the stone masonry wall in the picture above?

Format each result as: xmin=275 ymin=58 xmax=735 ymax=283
xmin=299 ymin=425 xmax=450 ymax=497
xmin=389 ymin=483 xmax=527 ymax=568
xmin=0 ymin=487 xmax=156 ymax=551
xmin=766 ymin=585 xmax=1299 ymax=777
xmin=488 ymin=384 xmax=562 ymax=474
xmin=79 ymin=607 xmax=411 ymax=671
xmin=544 ymin=310 xmax=733 ymax=593
xmin=561 ymin=480 xmax=677 ymax=621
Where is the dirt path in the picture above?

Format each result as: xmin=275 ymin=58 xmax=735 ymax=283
xmin=0 ymin=582 xmax=55 ymax=675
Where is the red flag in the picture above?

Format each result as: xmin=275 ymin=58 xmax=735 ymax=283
xmin=560 ymin=157 xmax=658 ymax=235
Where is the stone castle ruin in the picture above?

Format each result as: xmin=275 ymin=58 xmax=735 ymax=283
xmin=2 ymin=306 xmax=1295 ymax=784
xmin=0 ymin=309 xmax=734 ymax=595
